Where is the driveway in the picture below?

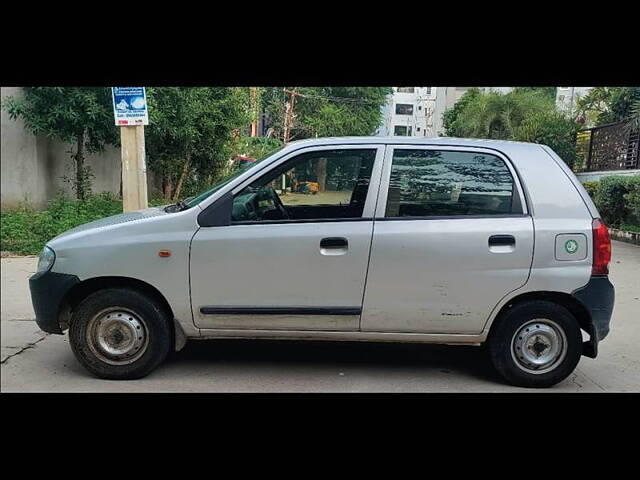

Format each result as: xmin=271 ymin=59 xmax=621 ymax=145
xmin=1 ymin=241 xmax=638 ymax=392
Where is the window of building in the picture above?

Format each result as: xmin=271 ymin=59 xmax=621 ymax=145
xmin=394 ymin=126 xmax=412 ymax=136
xmin=385 ymin=149 xmax=518 ymax=217
xmin=425 ymin=87 xmax=432 ymax=95
xmin=396 ymin=87 xmax=415 ymax=93
xmin=416 ymin=127 xmax=421 ymax=132
xmin=231 ymin=149 xmax=376 ymax=222
xmin=395 ymin=103 xmax=414 ymax=115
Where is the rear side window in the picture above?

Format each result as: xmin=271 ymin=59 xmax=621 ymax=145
xmin=385 ymin=149 xmax=521 ymax=218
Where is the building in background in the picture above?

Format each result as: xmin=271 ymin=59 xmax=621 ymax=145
xmin=556 ymin=87 xmax=593 ymax=116
xmin=377 ymin=87 xmax=437 ymax=137
xmin=378 ymin=87 xmax=516 ymax=138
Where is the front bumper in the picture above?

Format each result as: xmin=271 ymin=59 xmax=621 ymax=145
xmin=572 ymin=276 xmax=615 ymax=358
xmin=29 ymin=270 xmax=80 ymax=334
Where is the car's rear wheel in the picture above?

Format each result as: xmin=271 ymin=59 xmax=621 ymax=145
xmin=69 ymin=288 xmax=171 ymax=379
xmin=488 ymin=300 xmax=582 ymax=388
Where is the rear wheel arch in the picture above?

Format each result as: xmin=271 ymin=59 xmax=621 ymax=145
xmin=487 ymin=291 xmax=592 ymax=339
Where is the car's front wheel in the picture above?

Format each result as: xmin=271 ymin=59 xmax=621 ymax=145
xmin=488 ymin=300 xmax=583 ymax=388
xmin=69 ymin=288 xmax=171 ymax=379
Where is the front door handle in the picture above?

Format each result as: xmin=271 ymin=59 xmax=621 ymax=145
xmin=489 ymin=235 xmax=515 ymax=246
xmin=320 ymin=237 xmax=348 ymax=248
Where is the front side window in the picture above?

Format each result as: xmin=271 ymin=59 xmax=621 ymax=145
xmin=232 ymin=149 xmax=376 ymax=222
xmin=182 ymin=144 xmax=285 ymax=209
xmin=395 ymin=103 xmax=414 ymax=115
xmin=396 ymin=87 xmax=415 ymax=93
xmin=385 ymin=149 xmax=519 ymax=217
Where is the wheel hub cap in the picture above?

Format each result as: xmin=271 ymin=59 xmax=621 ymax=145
xmin=511 ymin=320 xmax=567 ymax=374
xmin=87 ymin=309 xmax=148 ymax=365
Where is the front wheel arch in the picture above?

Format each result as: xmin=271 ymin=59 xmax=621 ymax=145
xmin=60 ymin=276 xmax=182 ymax=350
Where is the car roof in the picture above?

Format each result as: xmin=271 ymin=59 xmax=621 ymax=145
xmin=285 ymin=136 xmax=541 ymax=149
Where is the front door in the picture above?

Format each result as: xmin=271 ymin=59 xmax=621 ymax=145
xmin=361 ymin=146 xmax=534 ymax=334
xmin=190 ymin=146 xmax=384 ymax=331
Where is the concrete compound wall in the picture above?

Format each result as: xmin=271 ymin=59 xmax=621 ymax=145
xmin=1 ymin=87 xmax=159 ymax=210
xmin=576 ymin=169 xmax=640 ymax=183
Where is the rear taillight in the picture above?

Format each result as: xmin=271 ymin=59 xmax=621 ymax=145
xmin=592 ymin=218 xmax=611 ymax=276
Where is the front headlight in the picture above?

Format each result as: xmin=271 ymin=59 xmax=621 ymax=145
xmin=37 ymin=246 xmax=56 ymax=273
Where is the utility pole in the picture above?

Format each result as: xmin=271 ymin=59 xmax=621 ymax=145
xmin=120 ymin=125 xmax=148 ymax=212
xmin=249 ymin=87 xmax=260 ymax=137
xmin=112 ymin=87 xmax=149 ymax=213
xmin=283 ymin=88 xmax=298 ymax=144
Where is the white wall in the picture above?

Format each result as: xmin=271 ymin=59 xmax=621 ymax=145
xmin=1 ymin=87 xmax=160 ymax=210
xmin=576 ymin=169 xmax=640 ymax=182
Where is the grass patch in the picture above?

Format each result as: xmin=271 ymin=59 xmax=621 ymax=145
xmin=1 ymin=193 xmax=166 ymax=255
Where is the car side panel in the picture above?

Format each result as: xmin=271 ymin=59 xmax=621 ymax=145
xmin=478 ymin=144 xmax=595 ymax=335
xmin=48 ymin=210 xmax=201 ymax=338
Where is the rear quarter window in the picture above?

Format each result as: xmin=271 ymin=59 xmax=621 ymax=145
xmin=385 ymin=149 xmax=521 ymax=217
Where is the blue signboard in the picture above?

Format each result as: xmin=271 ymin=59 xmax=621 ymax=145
xmin=111 ymin=87 xmax=149 ymax=126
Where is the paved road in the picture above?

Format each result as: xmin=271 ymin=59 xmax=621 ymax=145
xmin=2 ymin=241 xmax=639 ymax=392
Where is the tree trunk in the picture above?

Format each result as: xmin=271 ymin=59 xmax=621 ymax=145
xmin=316 ymin=157 xmax=327 ymax=192
xmin=162 ymin=173 xmax=173 ymax=202
xmin=173 ymin=157 xmax=191 ymax=201
xmin=75 ymin=133 xmax=86 ymax=201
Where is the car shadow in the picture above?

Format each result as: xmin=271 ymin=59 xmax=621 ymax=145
xmin=165 ymin=339 xmax=504 ymax=385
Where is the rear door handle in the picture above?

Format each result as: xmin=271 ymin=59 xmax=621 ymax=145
xmin=320 ymin=237 xmax=348 ymax=248
xmin=489 ymin=235 xmax=516 ymax=246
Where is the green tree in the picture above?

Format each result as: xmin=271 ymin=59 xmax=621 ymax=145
xmin=515 ymin=110 xmax=581 ymax=168
xmin=513 ymin=87 xmax=557 ymax=101
xmin=447 ymin=90 xmax=554 ymax=139
xmin=442 ymin=88 xmax=481 ymax=136
xmin=145 ymin=87 xmax=251 ymax=201
xmin=577 ymin=87 xmax=640 ymax=126
xmin=2 ymin=87 xmax=118 ymax=200
xmin=443 ymin=89 xmax=579 ymax=166
xmin=262 ymin=87 xmax=391 ymax=141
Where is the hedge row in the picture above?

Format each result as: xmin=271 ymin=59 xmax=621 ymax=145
xmin=582 ymin=175 xmax=640 ymax=232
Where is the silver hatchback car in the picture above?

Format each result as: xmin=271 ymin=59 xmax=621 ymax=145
xmin=30 ymin=137 xmax=614 ymax=388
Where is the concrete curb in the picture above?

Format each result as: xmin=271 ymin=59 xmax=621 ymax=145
xmin=608 ymin=228 xmax=640 ymax=246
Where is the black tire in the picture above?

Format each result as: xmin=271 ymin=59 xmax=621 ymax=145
xmin=69 ymin=288 xmax=171 ymax=380
xmin=488 ymin=300 xmax=582 ymax=388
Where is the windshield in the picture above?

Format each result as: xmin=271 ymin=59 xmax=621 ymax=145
xmin=183 ymin=146 xmax=285 ymax=209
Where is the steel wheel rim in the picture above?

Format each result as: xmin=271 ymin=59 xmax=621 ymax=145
xmin=511 ymin=319 xmax=567 ymax=375
xmin=86 ymin=308 xmax=149 ymax=365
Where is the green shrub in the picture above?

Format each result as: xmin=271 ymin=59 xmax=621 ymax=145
xmin=623 ymin=175 xmax=640 ymax=224
xmin=620 ymin=223 xmax=640 ymax=233
xmin=595 ymin=176 xmax=632 ymax=228
xmin=582 ymin=181 xmax=599 ymax=199
xmin=1 ymin=193 xmax=123 ymax=255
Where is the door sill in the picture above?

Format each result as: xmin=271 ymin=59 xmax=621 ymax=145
xmin=194 ymin=328 xmax=485 ymax=344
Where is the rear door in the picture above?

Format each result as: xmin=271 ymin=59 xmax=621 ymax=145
xmin=361 ymin=145 xmax=534 ymax=334
xmin=190 ymin=145 xmax=385 ymax=331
